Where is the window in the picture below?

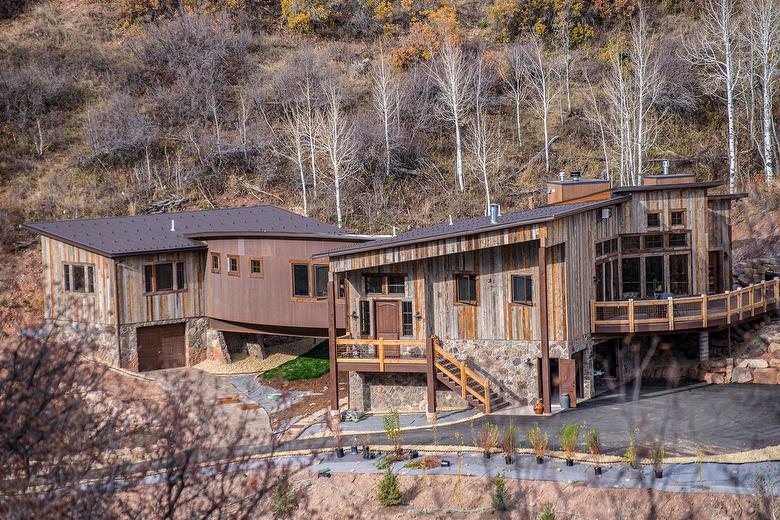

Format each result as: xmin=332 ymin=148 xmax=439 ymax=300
xmin=359 ymin=300 xmax=371 ymax=336
xmin=621 ymin=236 xmax=640 ymax=252
xmin=176 ymin=262 xmax=186 ymax=290
xmin=595 ymin=242 xmax=603 ymax=257
xmin=402 ymin=301 xmax=413 ymax=336
xmin=670 ymin=210 xmax=685 ymax=227
xmin=621 ymin=257 xmax=641 ymax=298
xmin=62 ymin=263 xmax=95 ymax=293
xmin=645 ymin=256 xmax=664 ymax=297
xmin=292 ymin=263 xmax=310 ymax=297
xmin=644 ymin=234 xmax=664 ymax=249
xmin=668 ymin=233 xmax=687 ymax=247
xmin=455 ymin=274 xmax=477 ymax=305
xmin=210 ymin=253 xmax=220 ymax=273
xmin=365 ymin=275 xmax=383 ymax=294
xmin=314 ymin=265 xmax=329 ymax=298
xmin=387 ymin=275 xmax=405 ymax=294
xmin=143 ymin=262 xmax=182 ymax=293
xmin=511 ymin=275 xmax=533 ymax=304
xmin=337 ymin=276 xmax=346 ymax=299
xmin=670 ymin=254 xmax=690 ymax=295
xmin=647 ymin=212 xmax=661 ymax=228
xmin=249 ymin=257 xmax=263 ymax=278
xmin=227 ymin=255 xmax=239 ymax=276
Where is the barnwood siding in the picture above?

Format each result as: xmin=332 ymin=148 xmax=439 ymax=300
xmin=622 ymin=188 xmax=709 ymax=293
xmin=343 ymin=239 xmax=568 ymax=343
xmin=117 ymin=251 xmax=205 ymax=325
xmin=42 ymin=236 xmax=115 ymax=325
xmin=332 ymin=224 xmax=543 ymax=273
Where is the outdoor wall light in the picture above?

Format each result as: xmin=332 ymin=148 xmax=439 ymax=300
xmin=525 ymin=359 xmax=534 ymax=368
xmin=350 ymin=311 xmax=359 ymax=321
xmin=415 ymin=311 xmax=423 ymax=320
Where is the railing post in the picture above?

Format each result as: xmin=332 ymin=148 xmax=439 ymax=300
xmin=628 ymin=299 xmax=635 ymax=334
xmin=775 ymin=278 xmax=779 ymax=305
xmin=379 ymin=338 xmax=385 ymax=372
xmin=460 ymin=362 xmax=467 ymax=399
xmin=590 ymin=300 xmax=596 ymax=334
xmin=484 ymin=379 xmax=491 ymax=414
xmin=749 ymin=284 xmax=755 ymax=317
xmin=726 ymin=290 xmax=731 ymax=324
xmin=764 ymin=280 xmax=768 ymax=312
xmin=701 ymin=294 xmax=707 ymax=328
xmin=668 ymin=297 xmax=674 ymax=330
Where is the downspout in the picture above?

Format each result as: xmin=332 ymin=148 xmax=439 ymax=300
xmin=113 ymin=258 xmax=122 ymax=367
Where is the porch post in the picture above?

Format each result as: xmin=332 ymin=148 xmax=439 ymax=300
xmin=327 ymin=279 xmax=339 ymax=411
xmin=425 ymin=335 xmax=437 ymax=422
xmin=539 ymin=240 xmax=552 ymax=414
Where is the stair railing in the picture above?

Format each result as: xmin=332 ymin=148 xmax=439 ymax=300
xmin=432 ymin=336 xmax=491 ymax=413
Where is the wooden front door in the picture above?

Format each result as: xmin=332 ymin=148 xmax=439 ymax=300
xmin=374 ymin=300 xmax=401 ymax=357
xmin=559 ymin=358 xmax=577 ymax=408
xmin=137 ymin=323 xmax=186 ymax=372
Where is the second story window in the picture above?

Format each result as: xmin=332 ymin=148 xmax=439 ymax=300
xmin=63 ymin=263 xmax=95 ymax=293
xmin=292 ymin=263 xmax=310 ymax=297
xmin=314 ymin=265 xmax=329 ymax=298
xmin=210 ymin=253 xmax=220 ymax=273
xmin=227 ymin=255 xmax=240 ymax=276
xmin=644 ymin=235 xmax=664 ymax=249
xmin=249 ymin=257 xmax=263 ymax=278
xmin=365 ymin=275 xmax=383 ymax=294
xmin=670 ymin=210 xmax=686 ymax=227
xmin=144 ymin=262 xmax=185 ymax=293
xmin=511 ymin=275 xmax=533 ymax=305
xmin=647 ymin=212 xmax=661 ymax=228
xmin=455 ymin=273 xmax=477 ymax=305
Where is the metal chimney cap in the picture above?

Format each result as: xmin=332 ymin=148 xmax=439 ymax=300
xmin=570 ymin=171 xmax=582 ymax=181
xmin=488 ymin=203 xmax=500 ymax=224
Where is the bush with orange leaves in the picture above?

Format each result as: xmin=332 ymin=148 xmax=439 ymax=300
xmin=391 ymin=3 xmax=460 ymax=68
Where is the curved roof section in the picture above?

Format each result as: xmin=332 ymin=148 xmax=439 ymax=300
xmin=24 ymin=205 xmax=361 ymax=258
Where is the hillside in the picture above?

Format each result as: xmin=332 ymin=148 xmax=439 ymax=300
xmin=0 ymin=0 xmax=775 ymax=249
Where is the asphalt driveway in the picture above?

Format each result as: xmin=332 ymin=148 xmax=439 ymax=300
xmin=281 ymin=381 xmax=780 ymax=456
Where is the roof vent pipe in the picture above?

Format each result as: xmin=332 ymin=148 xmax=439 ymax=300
xmin=570 ymin=171 xmax=581 ymax=182
xmin=448 ymin=215 xmax=453 ymax=226
xmin=170 ymin=219 xmax=175 ymax=232
xmin=559 ymin=171 xmax=566 ymax=181
xmin=489 ymin=203 xmax=500 ymax=224
xmin=662 ymin=159 xmax=670 ymax=175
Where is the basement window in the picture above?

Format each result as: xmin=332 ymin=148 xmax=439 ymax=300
xmin=511 ymin=275 xmax=533 ymax=305
xmin=63 ymin=263 xmax=95 ymax=293
xmin=455 ymin=274 xmax=477 ymax=305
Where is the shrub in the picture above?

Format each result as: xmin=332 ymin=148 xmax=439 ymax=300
xmin=377 ymin=468 xmax=402 ymax=506
xmin=86 ymin=93 xmax=157 ymax=164
xmin=500 ymin=423 xmax=517 ymax=457
xmin=623 ymin=428 xmax=638 ymax=469
xmin=479 ymin=423 xmax=499 ymax=454
xmin=527 ymin=422 xmax=548 ymax=459
xmin=404 ymin=455 xmax=440 ymax=469
xmin=271 ymin=474 xmax=298 ymax=518
xmin=586 ymin=428 xmax=601 ymax=462
xmin=652 ymin=441 xmax=665 ymax=472
xmin=492 ymin=473 xmax=507 ymax=512
xmin=384 ymin=409 xmax=403 ymax=455
xmin=539 ymin=503 xmax=556 ymax=520
xmin=558 ymin=423 xmax=580 ymax=460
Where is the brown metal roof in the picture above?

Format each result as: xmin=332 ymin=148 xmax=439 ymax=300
xmin=611 ymin=180 xmax=723 ymax=193
xmin=24 ymin=205 xmax=362 ymax=258
xmin=320 ymin=197 xmax=628 ymax=259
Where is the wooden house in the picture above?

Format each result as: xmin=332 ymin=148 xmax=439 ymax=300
xmin=25 ymin=206 xmax=368 ymax=372
xmin=321 ymin=173 xmax=763 ymax=416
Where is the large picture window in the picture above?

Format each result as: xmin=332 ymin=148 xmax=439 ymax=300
xmin=511 ymin=275 xmax=533 ymax=304
xmin=621 ymin=258 xmax=641 ymax=298
xmin=62 ymin=263 xmax=95 ymax=293
xmin=291 ymin=262 xmax=329 ymax=299
xmin=144 ymin=262 xmax=185 ymax=294
xmin=455 ymin=274 xmax=477 ymax=305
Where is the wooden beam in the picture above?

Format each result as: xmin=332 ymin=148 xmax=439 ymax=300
xmin=327 ymin=279 xmax=339 ymax=410
xmin=538 ymin=240 xmax=552 ymax=414
xmin=425 ymin=335 xmax=436 ymax=415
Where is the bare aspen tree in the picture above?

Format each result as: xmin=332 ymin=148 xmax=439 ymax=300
xmin=272 ymin=105 xmax=310 ymax=216
xmin=468 ymin=54 xmax=500 ymax=212
xmin=301 ymin=68 xmax=322 ymax=198
xmin=372 ymin=46 xmax=402 ymax=177
xmin=557 ymin=1 xmax=573 ymax=120
xmin=632 ymin=8 xmax=664 ymax=182
xmin=583 ymin=72 xmax=611 ymax=182
xmin=603 ymin=48 xmax=633 ymax=185
xmin=686 ymin=0 xmax=742 ymax=192
xmin=522 ymin=34 xmax=558 ymax=174
xmin=748 ymin=0 xmax=780 ymax=182
xmin=320 ymin=83 xmax=357 ymax=228
xmin=429 ymin=41 xmax=472 ymax=192
xmin=237 ymin=93 xmax=250 ymax=165
xmin=501 ymin=44 xmax=526 ymax=149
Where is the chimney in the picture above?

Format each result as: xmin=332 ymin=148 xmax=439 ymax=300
xmin=662 ymin=159 xmax=670 ymax=175
xmin=570 ymin=171 xmax=582 ymax=182
xmin=170 ymin=219 xmax=175 ymax=232
xmin=489 ymin=203 xmax=500 ymax=224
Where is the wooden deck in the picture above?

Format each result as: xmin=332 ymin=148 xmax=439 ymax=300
xmin=591 ymin=278 xmax=780 ymax=335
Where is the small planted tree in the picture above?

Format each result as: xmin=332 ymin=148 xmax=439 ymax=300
xmin=479 ymin=422 xmax=499 ymax=458
xmin=652 ymin=441 xmax=665 ymax=478
xmin=527 ymin=422 xmax=548 ymax=464
xmin=500 ymin=423 xmax=517 ymax=464
xmin=539 ymin=503 xmax=556 ymax=520
xmin=558 ymin=423 xmax=580 ymax=467
xmin=586 ymin=428 xmax=603 ymax=475
xmin=491 ymin=472 xmax=508 ymax=512
xmin=271 ymin=474 xmax=298 ymax=518
xmin=377 ymin=468 xmax=402 ymax=506
xmin=623 ymin=428 xmax=639 ymax=470
xmin=384 ymin=409 xmax=403 ymax=456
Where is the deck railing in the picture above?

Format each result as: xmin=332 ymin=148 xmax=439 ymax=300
xmin=335 ymin=337 xmax=427 ymax=371
xmin=591 ymin=278 xmax=780 ymax=334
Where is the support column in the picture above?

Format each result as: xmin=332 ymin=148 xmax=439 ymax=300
xmin=425 ymin=335 xmax=437 ymax=423
xmin=539 ymin=240 xmax=552 ymax=414
xmin=327 ymin=279 xmax=339 ymax=411
xmin=698 ymin=330 xmax=710 ymax=362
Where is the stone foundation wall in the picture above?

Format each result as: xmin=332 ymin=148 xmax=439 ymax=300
xmin=348 ymin=372 xmax=469 ymax=412
xmin=222 ymin=332 xmax=266 ymax=359
xmin=48 ymin=320 xmax=119 ymax=366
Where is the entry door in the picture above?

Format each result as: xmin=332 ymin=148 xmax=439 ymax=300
xmin=374 ymin=300 xmax=401 ymax=357
xmin=559 ymin=358 xmax=577 ymax=408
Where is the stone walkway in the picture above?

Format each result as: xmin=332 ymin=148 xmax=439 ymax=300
xmin=298 ymin=408 xmax=481 ymax=438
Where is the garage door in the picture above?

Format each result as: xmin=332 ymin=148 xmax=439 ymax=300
xmin=137 ymin=323 xmax=186 ymax=372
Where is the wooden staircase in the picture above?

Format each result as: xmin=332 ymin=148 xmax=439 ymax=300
xmin=432 ymin=338 xmax=510 ymax=413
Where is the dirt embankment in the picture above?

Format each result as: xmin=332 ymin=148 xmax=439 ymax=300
xmin=276 ymin=472 xmax=765 ymax=519
xmin=0 ymin=247 xmax=43 ymax=337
